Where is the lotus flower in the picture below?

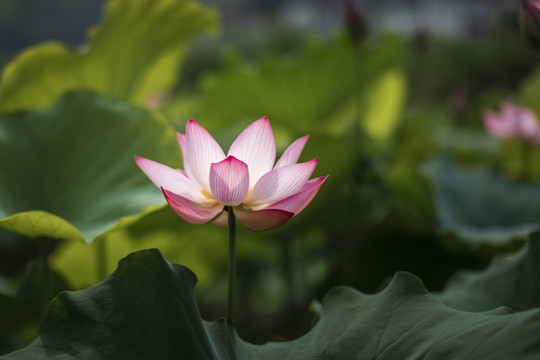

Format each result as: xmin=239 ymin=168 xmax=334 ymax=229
xmin=135 ymin=117 xmax=327 ymax=231
xmin=483 ymin=102 xmax=540 ymax=143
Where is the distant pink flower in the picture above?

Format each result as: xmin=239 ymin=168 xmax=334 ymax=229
xmin=135 ymin=117 xmax=327 ymax=231
xmin=483 ymin=102 xmax=540 ymax=143
xmin=521 ymin=0 xmax=540 ymax=47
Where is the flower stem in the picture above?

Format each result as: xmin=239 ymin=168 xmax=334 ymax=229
xmin=227 ymin=206 xmax=237 ymax=322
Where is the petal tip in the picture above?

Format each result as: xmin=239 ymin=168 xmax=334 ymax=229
xmin=161 ymin=187 xmax=174 ymax=204
xmin=186 ymin=119 xmax=200 ymax=130
xmin=218 ymin=155 xmax=249 ymax=168
xmin=134 ymin=155 xmax=148 ymax=166
xmin=254 ymin=116 xmax=272 ymax=128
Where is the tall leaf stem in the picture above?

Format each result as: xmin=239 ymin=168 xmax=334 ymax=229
xmin=227 ymin=206 xmax=237 ymax=322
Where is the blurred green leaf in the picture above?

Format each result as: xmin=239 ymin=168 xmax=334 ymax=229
xmin=383 ymin=162 xmax=436 ymax=229
xmin=0 ymin=92 xmax=179 ymax=245
xmin=169 ymin=33 xmax=404 ymax=138
xmin=424 ymin=157 xmax=540 ymax=248
xmin=361 ymin=67 xmax=407 ymax=141
xmin=439 ymin=232 xmax=540 ymax=312
xmin=521 ymin=64 xmax=540 ymax=116
xmin=0 ymin=0 xmax=219 ymax=113
xmin=5 ymin=249 xmax=540 ymax=359
xmin=0 ymin=229 xmax=41 ymax=281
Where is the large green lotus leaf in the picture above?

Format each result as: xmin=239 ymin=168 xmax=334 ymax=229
xmin=4 ymin=249 xmax=540 ymax=359
xmin=0 ymin=92 xmax=179 ymax=245
xmin=0 ymin=0 xmax=219 ymax=113
xmin=424 ymin=157 xmax=540 ymax=248
xmin=439 ymin=232 xmax=540 ymax=312
xmin=169 ymin=33 xmax=404 ymax=138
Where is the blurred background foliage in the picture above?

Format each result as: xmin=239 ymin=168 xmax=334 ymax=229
xmin=2 ymin=0 xmax=540 ymax=354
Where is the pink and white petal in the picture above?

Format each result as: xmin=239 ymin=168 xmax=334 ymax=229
xmin=177 ymin=133 xmax=193 ymax=178
xmin=233 ymin=207 xmax=294 ymax=231
xmin=227 ymin=117 xmax=276 ymax=189
xmin=210 ymin=211 xmax=228 ymax=227
xmin=245 ymin=158 xmax=318 ymax=209
xmin=483 ymin=111 xmax=514 ymax=139
xmin=134 ymin=156 xmax=207 ymax=203
xmin=185 ymin=120 xmax=226 ymax=193
xmin=501 ymin=102 xmax=521 ymax=134
xmin=517 ymin=108 xmax=540 ymax=139
xmin=209 ymin=156 xmax=250 ymax=206
xmin=275 ymin=135 xmax=309 ymax=168
xmin=163 ymin=188 xmax=223 ymax=224
xmin=501 ymin=102 xmax=518 ymax=118
xmin=266 ymin=176 xmax=327 ymax=214
xmin=162 ymin=188 xmax=218 ymax=211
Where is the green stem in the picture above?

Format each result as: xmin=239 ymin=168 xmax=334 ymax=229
xmin=95 ymin=239 xmax=108 ymax=282
xmin=227 ymin=206 xmax=237 ymax=322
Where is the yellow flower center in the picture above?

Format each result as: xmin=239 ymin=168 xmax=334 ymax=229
xmin=201 ymin=189 xmax=215 ymax=200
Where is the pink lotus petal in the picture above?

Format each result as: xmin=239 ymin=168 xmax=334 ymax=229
xmin=275 ymin=135 xmax=309 ymax=168
xmin=185 ymin=120 xmax=226 ymax=193
xmin=501 ymin=102 xmax=523 ymax=135
xmin=245 ymin=158 xmax=318 ymax=209
xmin=177 ymin=133 xmax=193 ymax=179
xmin=228 ymin=117 xmax=276 ymax=189
xmin=162 ymin=188 xmax=217 ymax=211
xmin=163 ymin=188 xmax=223 ymax=224
xmin=484 ymin=102 xmax=540 ymax=143
xmin=233 ymin=207 xmax=294 ymax=231
xmin=266 ymin=176 xmax=327 ymax=214
xmin=517 ymin=108 xmax=540 ymax=139
xmin=134 ymin=156 xmax=208 ymax=204
xmin=483 ymin=111 xmax=515 ymax=139
xmin=210 ymin=211 xmax=228 ymax=227
xmin=209 ymin=156 xmax=250 ymax=206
